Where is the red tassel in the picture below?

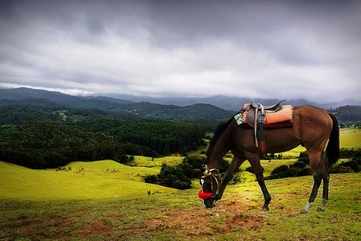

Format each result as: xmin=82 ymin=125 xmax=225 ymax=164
xmin=198 ymin=190 xmax=214 ymax=200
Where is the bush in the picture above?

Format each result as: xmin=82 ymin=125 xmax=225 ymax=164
xmin=144 ymin=155 xmax=204 ymax=189
xmin=270 ymin=165 xmax=289 ymax=176
xmin=352 ymin=152 xmax=361 ymax=164
xmin=331 ymin=160 xmax=360 ymax=173
xmin=291 ymin=161 xmax=306 ymax=169
xmin=330 ymin=165 xmax=354 ymax=173
xmin=340 ymin=148 xmax=361 ymax=159
xmin=267 ymin=149 xmax=361 ymax=180
xmin=267 ymin=161 xmax=311 ymax=180
xmin=144 ymin=164 xmax=192 ymax=189
xmin=297 ymin=152 xmax=309 ymax=164
xmin=144 ymin=155 xmax=232 ymax=189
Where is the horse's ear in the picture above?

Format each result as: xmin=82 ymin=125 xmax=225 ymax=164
xmin=202 ymin=164 xmax=209 ymax=175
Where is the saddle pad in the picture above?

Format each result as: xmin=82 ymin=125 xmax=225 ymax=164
xmin=264 ymin=105 xmax=293 ymax=125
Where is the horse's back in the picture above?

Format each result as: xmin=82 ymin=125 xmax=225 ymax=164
xmin=292 ymin=105 xmax=333 ymax=149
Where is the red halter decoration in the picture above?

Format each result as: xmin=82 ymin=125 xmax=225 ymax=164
xmin=198 ymin=190 xmax=214 ymax=200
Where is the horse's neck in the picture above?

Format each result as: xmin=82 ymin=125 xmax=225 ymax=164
xmin=207 ymin=124 xmax=232 ymax=169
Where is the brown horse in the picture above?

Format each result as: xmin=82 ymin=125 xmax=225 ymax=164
xmin=200 ymin=105 xmax=339 ymax=212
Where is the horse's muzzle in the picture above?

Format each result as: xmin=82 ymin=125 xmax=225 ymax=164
xmin=204 ymin=198 xmax=216 ymax=208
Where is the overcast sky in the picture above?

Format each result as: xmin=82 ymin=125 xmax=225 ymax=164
xmin=0 ymin=0 xmax=360 ymax=101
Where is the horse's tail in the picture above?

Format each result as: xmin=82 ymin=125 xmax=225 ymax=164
xmin=326 ymin=113 xmax=339 ymax=166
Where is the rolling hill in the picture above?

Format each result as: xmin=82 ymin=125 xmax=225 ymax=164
xmin=108 ymin=93 xmax=319 ymax=111
xmin=1 ymin=160 xmax=360 ymax=240
xmin=1 ymin=87 xmax=361 ymax=123
xmin=0 ymin=88 xmax=233 ymax=121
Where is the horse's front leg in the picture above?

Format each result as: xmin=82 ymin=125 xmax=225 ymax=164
xmin=250 ymin=159 xmax=272 ymax=210
xmin=215 ymin=157 xmax=244 ymax=200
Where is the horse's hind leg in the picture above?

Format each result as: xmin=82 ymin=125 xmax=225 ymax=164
xmin=303 ymin=150 xmax=324 ymax=213
xmin=318 ymin=172 xmax=329 ymax=211
xmin=303 ymin=171 xmax=322 ymax=213
xmin=318 ymin=152 xmax=330 ymax=211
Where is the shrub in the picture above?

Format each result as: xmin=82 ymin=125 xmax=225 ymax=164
xmin=267 ymin=163 xmax=311 ymax=180
xmin=340 ymin=148 xmax=361 ymax=159
xmin=291 ymin=161 xmax=306 ymax=169
xmin=144 ymin=154 xmax=232 ymax=189
xmin=270 ymin=165 xmax=289 ymax=176
xmin=267 ymin=149 xmax=361 ymax=180
xmin=331 ymin=160 xmax=360 ymax=173
xmin=297 ymin=152 xmax=309 ymax=164
xmin=144 ymin=164 xmax=192 ymax=189
xmin=330 ymin=165 xmax=354 ymax=173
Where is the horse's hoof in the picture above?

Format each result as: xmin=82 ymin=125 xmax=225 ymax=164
xmin=301 ymin=202 xmax=312 ymax=214
xmin=300 ymin=208 xmax=308 ymax=214
xmin=262 ymin=206 xmax=270 ymax=211
xmin=317 ymin=206 xmax=325 ymax=212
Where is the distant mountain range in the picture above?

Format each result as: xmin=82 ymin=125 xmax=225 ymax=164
xmin=0 ymin=87 xmax=360 ymax=122
xmin=0 ymin=88 xmax=232 ymax=121
xmin=106 ymin=94 xmax=314 ymax=111
xmin=107 ymin=93 xmax=361 ymax=111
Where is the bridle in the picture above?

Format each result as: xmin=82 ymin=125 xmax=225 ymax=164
xmin=200 ymin=165 xmax=222 ymax=198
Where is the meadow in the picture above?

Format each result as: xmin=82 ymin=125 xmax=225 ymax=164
xmin=0 ymin=128 xmax=360 ymax=241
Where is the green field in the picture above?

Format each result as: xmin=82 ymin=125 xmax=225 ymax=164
xmin=0 ymin=161 xmax=170 ymax=201
xmin=340 ymin=128 xmax=361 ymax=148
xmin=0 ymin=128 xmax=360 ymax=240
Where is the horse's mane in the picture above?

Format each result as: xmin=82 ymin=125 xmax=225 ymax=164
xmin=207 ymin=117 xmax=233 ymax=155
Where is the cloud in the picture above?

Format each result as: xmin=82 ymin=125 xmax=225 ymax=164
xmin=0 ymin=0 xmax=360 ymax=101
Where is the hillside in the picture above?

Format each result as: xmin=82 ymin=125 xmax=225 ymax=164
xmin=0 ymin=160 xmax=360 ymax=240
xmin=0 ymin=88 xmax=233 ymax=121
xmin=0 ymin=116 xmax=208 ymax=168
xmin=0 ymin=160 xmax=170 ymax=200
xmin=1 ymin=87 xmax=361 ymax=123
xmin=109 ymin=94 xmax=319 ymax=111
xmin=334 ymin=105 xmax=361 ymax=123
xmin=0 ymin=129 xmax=360 ymax=240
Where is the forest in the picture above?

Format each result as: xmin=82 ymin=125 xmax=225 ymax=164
xmin=0 ymin=105 xmax=210 ymax=168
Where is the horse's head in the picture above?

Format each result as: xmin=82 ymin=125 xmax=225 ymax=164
xmin=199 ymin=165 xmax=221 ymax=208
xmin=200 ymin=119 xmax=233 ymax=208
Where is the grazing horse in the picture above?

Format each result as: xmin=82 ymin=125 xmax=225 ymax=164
xmin=199 ymin=105 xmax=339 ymax=212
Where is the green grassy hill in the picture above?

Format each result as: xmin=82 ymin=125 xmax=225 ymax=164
xmin=0 ymin=160 xmax=172 ymax=201
xmin=340 ymin=128 xmax=361 ymax=148
xmin=1 ymin=171 xmax=360 ymax=241
xmin=0 ymin=128 xmax=360 ymax=240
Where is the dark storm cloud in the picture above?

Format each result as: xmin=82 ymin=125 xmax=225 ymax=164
xmin=0 ymin=0 xmax=360 ymax=100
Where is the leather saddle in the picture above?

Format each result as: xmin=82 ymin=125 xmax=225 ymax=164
xmin=242 ymin=101 xmax=292 ymax=128
xmin=248 ymin=101 xmax=283 ymax=112
xmin=234 ymin=100 xmax=293 ymax=153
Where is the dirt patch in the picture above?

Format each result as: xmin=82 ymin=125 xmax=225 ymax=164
xmin=11 ymin=215 xmax=74 ymax=240
xmin=272 ymin=204 xmax=300 ymax=217
xmin=222 ymin=213 xmax=263 ymax=233
xmin=106 ymin=211 xmax=123 ymax=219
xmin=126 ymin=199 xmax=264 ymax=237
xmin=144 ymin=206 xmax=213 ymax=236
xmin=77 ymin=219 xmax=113 ymax=238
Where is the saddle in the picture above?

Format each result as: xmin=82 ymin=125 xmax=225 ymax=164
xmin=234 ymin=101 xmax=293 ymax=153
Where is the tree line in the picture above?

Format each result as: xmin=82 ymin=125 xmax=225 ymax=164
xmin=0 ymin=106 xmax=211 ymax=168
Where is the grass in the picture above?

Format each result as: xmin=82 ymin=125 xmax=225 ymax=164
xmin=0 ymin=128 xmax=360 ymax=240
xmin=1 ymin=173 xmax=360 ymax=241
xmin=132 ymin=155 xmax=184 ymax=167
xmin=272 ymin=128 xmax=361 ymax=158
xmin=0 ymin=160 xmax=172 ymax=201
xmin=340 ymin=128 xmax=361 ymax=148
